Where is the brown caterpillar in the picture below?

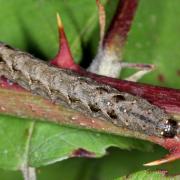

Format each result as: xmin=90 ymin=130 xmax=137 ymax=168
xmin=0 ymin=43 xmax=178 ymax=138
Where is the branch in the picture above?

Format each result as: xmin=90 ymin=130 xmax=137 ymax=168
xmin=103 ymin=0 xmax=138 ymax=49
xmin=88 ymin=0 xmax=153 ymax=79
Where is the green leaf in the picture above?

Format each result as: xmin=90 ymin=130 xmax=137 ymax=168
xmin=0 ymin=114 xmax=153 ymax=169
xmin=0 ymin=148 xmax=180 ymax=179
xmin=123 ymin=0 xmax=180 ymax=88
xmin=0 ymin=0 xmax=105 ymax=61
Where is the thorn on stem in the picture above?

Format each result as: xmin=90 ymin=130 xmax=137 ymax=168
xmin=144 ymin=152 xmax=180 ymax=166
xmin=96 ymin=0 xmax=106 ymax=48
xmin=50 ymin=13 xmax=80 ymax=71
xmin=123 ymin=63 xmax=155 ymax=82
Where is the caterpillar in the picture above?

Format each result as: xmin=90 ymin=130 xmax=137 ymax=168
xmin=0 ymin=42 xmax=178 ymax=138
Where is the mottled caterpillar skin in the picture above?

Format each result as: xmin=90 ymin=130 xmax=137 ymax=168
xmin=0 ymin=43 xmax=178 ymax=138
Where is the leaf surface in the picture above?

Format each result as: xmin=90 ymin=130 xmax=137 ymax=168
xmin=123 ymin=0 xmax=180 ymax=88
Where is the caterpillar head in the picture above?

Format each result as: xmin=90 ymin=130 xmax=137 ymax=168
xmin=161 ymin=119 xmax=178 ymax=138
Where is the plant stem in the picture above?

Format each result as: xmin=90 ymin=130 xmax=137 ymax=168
xmin=21 ymin=166 xmax=36 ymax=180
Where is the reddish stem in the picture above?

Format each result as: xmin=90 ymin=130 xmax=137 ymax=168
xmin=103 ymin=0 xmax=138 ymax=49
xmin=0 ymin=77 xmax=25 ymax=92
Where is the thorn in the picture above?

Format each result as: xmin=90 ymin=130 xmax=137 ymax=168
xmin=144 ymin=159 xmax=168 ymax=166
xmin=121 ymin=63 xmax=155 ymax=70
xmin=96 ymin=0 xmax=106 ymax=48
xmin=144 ymin=153 xmax=179 ymax=166
xmin=144 ymin=138 xmax=180 ymax=167
xmin=146 ymin=135 xmax=180 ymax=166
xmin=125 ymin=69 xmax=153 ymax=82
xmin=122 ymin=63 xmax=155 ymax=81
xmin=50 ymin=13 xmax=79 ymax=71
xmin=56 ymin=12 xmax=63 ymax=30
